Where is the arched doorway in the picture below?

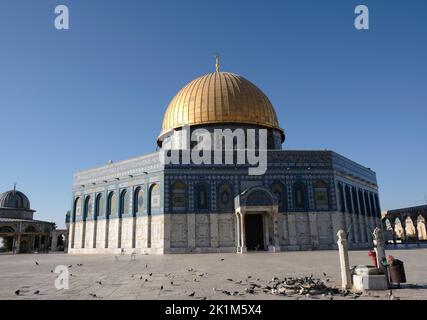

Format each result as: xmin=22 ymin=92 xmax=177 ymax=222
xmin=0 ymin=226 xmax=15 ymax=253
xmin=20 ymin=240 xmax=28 ymax=253
xmin=417 ymin=215 xmax=427 ymax=240
xmin=235 ymin=186 xmax=280 ymax=253
xmin=245 ymin=214 xmax=264 ymax=250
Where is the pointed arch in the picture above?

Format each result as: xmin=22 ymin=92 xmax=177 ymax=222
xmin=149 ymin=184 xmax=160 ymax=215
xmin=195 ymin=182 xmax=210 ymax=211
xmin=293 ymin=181 xmax=307 ymax=210
xmin=133 ymin=186 xmax=144 ymax=216
xmin=119 ymin=189 xmax=130 ymax=216
xmin=83 ymin=196 xmax=93 ymax=220
xmin=171 ymin=181 xmax=187 ymax=211
xmin=218 ymin=181 xmax=233 ymax=212
xmin=272 ymin=181 xmax=287 ymax=212
xmin=313 ymin=180 xmax=329 ymax=210
xmin=95 ymin=193 xmax=104 ymax=219
xmin=73 ymin=197 xmax=81 ymax=221
xmin=107 ymin=191 xmax=117 ymax=218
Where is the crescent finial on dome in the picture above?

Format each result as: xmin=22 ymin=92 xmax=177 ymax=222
xmin=215 ymin=54 xmax=220 ymax=72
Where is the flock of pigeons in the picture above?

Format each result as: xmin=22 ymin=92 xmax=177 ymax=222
xmin=12 ymin=258 xmax=398 ymax=300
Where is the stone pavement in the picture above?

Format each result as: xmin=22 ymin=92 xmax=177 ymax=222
xmin=0 ymin=249 xmax=426 ymax=300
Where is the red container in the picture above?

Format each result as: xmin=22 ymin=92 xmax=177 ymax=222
xmin=368 ymin=250 xmax=377 ymax=267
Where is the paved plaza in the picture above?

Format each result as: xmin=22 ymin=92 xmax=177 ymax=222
xmin=1 ymin=249 xmax=426 ymax=300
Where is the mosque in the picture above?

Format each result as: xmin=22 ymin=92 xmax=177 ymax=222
xmin=68 ymin=62 xmax=383 ymax=254
xmin=0 ymin=187 xmax=67 ymax=254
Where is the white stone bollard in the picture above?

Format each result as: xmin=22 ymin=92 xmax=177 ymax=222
xmin=337 ymin=229 xmax=353 ymax=289
xmin=373 ymin=227 xmax=387 ymax=273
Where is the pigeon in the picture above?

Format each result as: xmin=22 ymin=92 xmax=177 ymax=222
xmin=96 ymin=281 xmax=102 ymax=285
xmin=14 ymin=290 xmax=21 ymax=295
xmin=170 ymin=281 xmax=174 ymax=285
xmin=199 ymin=297 xmax=207 ymax=300
xmin=144 ymin=279 xmax=148 ymax=282
xmin=35 ymin=261 xmax=39 ymax=266
xmin=145 ymin=264 xmax=148 ymax=268
xmin=140 ymin=276 xmax=143 ymax=280
xmin=160 ymin=285 xmax=163 ymax=290
xmin=77 ymin=263 xmax=83 ymax=267
xmin=188 ymin=291 xmax=195 ymax=297
xmin=50 ymin=270 xmax=53 ymax=273
xmin=89 ymin=293 xmax=98 ymax=298
xmin=149 ymin=273 xmax=153 ymax=276
xmin=226 ymin=278 xmax=233 ymax=282
xmin=245 ymin=288 xmax=255 ymax=294
xmin=323 ymin=272 xmax=327 ymax=277
xmin=34 ymin=290 xmax=40 ymax=295
xmin=220 ymin=258 xmax=225 ymax=261
xmin=68 ymin=265 xmax=72 ymax=268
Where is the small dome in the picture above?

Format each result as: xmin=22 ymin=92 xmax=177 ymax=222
xmin=158 ymin=71 xmax=284 ymax=145
xmin=0 ymin=190 xmax=31 ymax=210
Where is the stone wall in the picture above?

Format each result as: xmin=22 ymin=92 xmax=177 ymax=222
xmin=68 ymin=211 xmax=381 ymax=254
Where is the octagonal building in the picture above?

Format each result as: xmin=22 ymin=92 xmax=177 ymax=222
xmin=68 ymin=66 xmax=382 ymax=254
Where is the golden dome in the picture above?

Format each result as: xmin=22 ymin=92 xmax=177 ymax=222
xmin=158 ymin=71 xmax=284 ymax=144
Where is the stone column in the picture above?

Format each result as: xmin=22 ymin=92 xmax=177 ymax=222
xmin=373 ymin=227 xmax=387 ymax=273
xmin=263 ymin=214 xmax=270 ymax=249
xmin=163 ymin=214 xmax=171 ymax=253
xmin=235 ymin=212 xmax=241 ymax=249
xmin=412 ymin=217 xmax=420 ymax=246
xmin=240 ymin=212 xmax=247 ymax=253
xmin=51 ymin=234 xmax=58 ymax=252
xmin=337 ymin=230 xmax=352 ymax=289
xmin=146 ymin=215 xmax=152 ymax=249
xmin=400 ymin=217 xmax=407 ymax=246
xmin=210 ymin=213 xmax=219 ymax=248
xmin=187 ymin=213 xmax=196 ymax=249
xmin=104 ymin=219 xmax=109 ymax=248
xmin=14 ymin=234 xmax=21 ymax=254
xmin=93 ymin=219 xmax=98 ymax=249
xmin=270 ymin=209 xmax=280 ymax=252
xmin=69 ymin=222 xmax=75 ymax=249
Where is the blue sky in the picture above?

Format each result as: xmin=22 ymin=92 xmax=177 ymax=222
xmin=0 ymin=0 xmax=426 ymax=228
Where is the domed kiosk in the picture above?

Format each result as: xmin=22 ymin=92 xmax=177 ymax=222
xmin=0 ymin=187 xmax=62 ymax=254
xmin=69 ymin=63 xmax=383 ymax=255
